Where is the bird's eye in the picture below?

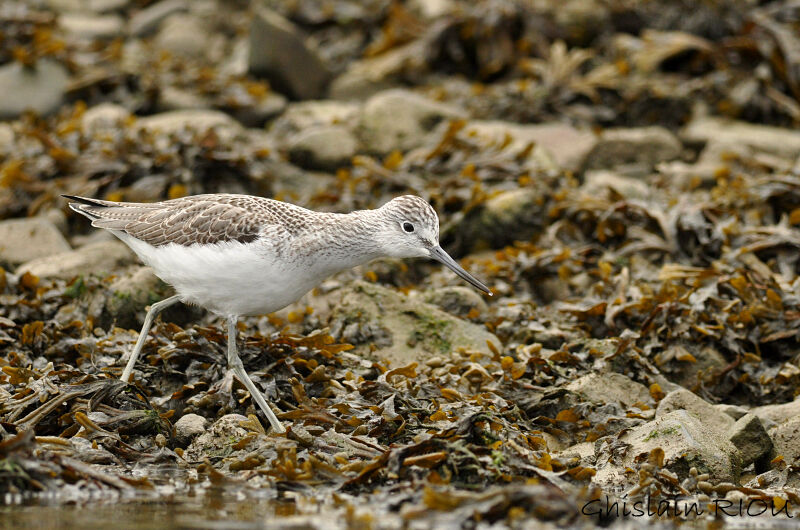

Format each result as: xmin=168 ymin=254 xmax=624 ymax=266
xmin=402 ymin=221 xmax=415 ymax=233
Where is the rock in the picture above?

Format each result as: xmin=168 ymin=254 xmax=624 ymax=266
xmin=550 ymin=0 xmax=610 ymax=46
xmin=228 ymin=92 xmax=287 ymax=128
xmin=422 ymin=286 xmax=488 ymax=319
xmin=87 ymin=0 xmax=130 ymax=12
xmin=656 ymin=388 xmax=735 ymax=436
xmin=461 ymin=121 xmax=596 ymax=174
xmin=594 ymin=410 xmax=741 ymax=488
xmin=329 ymin=41 xmax=427 ymax=101
xmin=584 ymin=126 xmax=682 ymax=171
xmin=106 ymin=266 xmax=168 ymax=328
xmin=329 ymin=281 xmax=500 ymax=367
xmin=286 ymin=125 xmax=359 ymax=170
xmin=751 ymin=397 xmax=800 ymax=428
xmin=0 ymin=123 xmax=14 ymax=157
xmin=565 ymin=372 xmax=651 ymax=409
xmin=0 ymin=60 xmax=69 ymax=119
xmin=134 ymin=109 xmax=242 ymax=138
xmin=183 ymin=413 xmax=250 ymax=461
xmin=156 ymin=86 xmax=210 ymax=111
xmin=655 ymin=343 xmax=728 ymax=389
xmin=174 ymin=413 xmax=208 ymax=445
xmin=248 ymin=6 xmax=330 ymax=100
xmin=270 ymin=100 xmax=360 ymax=138
xmin=58 ymin=13 xmax=124 ymax=39
xmin=17 ymin=240 xmax=135 ymax=280
xmin=681 ymin=116 xmax=800 ymax=160
xmin=727 ymin=413 xmax=773 ymax=468
xmin=581 ymin=171 xmax=651 ymax=200
xmin=81 ymin=102 xmax=131 ymax=133
xmin=357 ymin=89 xmax=466 ymax=155
xmin=444 ymin=188 xmax=548 ymax=255
xmin=770 ymin=417 xmax=800 ymax=465
xmin=715 ymin=403 xmax=749 ymax=421
xmin=0 ymin=217 xmax=72 ymax=267
xmin=129 ymin=0 xmax=187 ymax=36
xmin=154 ymin=13 xmax=209 ymax=57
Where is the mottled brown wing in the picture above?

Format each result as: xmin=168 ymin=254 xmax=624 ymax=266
xmin=66 ymin=195 xmax=264 ymax=247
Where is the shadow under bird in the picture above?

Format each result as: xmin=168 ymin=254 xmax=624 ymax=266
xmin=63 ymin=193 xmax=492 ymax=433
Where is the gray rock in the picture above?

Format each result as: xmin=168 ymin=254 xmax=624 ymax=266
xmin=357 ymin=89 xmax=466 ymax=155
xmin=183 ymin=413 xmax=250 ymax=461
xmin=584 ymin=126 xmax=682 ymax=171
xmin=248 ymin=6 xmax=330 ymax=100
xmin=448 ymin=188 xmax=548 ymax=254
xmin=156 ymin=86 xmax=210 ymax=111
xmin=81 ymin=102 xmax=131 ymax=133
xmin=174 ymin=413 xmax=208 ymax=445
xmin=154 ymin=13 xmax=209 ymax=57
xmin=422 ymin=286 xmax=488 ymax=319
xmin=715 ymin=403 xmax=750 ymax=421
xmin=286 ymin=125 xmax=359 ymax=170
xmin=681 ymin=116 xmax=800 ymax=160
xmin=129 ymin=0 xmax=187 ymax=36
xmin=656 ymin=388 xmax=734 ymax=436
xmin=87 ymin=0 xmax=130 ymax=12
xmin=0 ymin=60 xmax=69 ymax=119
xmin=17 ymin=240 xmax=135 ymax=280
xmin=751 ymin=397 xmax=800 ymax=427
xmin=329 ymin=41 xmax=427 ymax=101
xmin=106 ymin=266 xmax=168 ymax=328
xmin=134 ymin=109 xmax=242 ymax=137
xmin=329 ymin=281 xmax=500 ymax=367
xmin=58 ymin=12 xmax=124 ymax=39
xmin=727 ymin=413 xmax=772 ymax=468
xmin=565 ymin=372 xmax=651 ymax=409
xmin=461 ymin=121 xmax=596 ymax=174
xmin=270 ymin=100 xmax=359 ymax=138
xmin=594 ymin=410 xmax=740 ymax=487
xmin=655 ymin=343 xmax=728 ymax=389
xmin=229 ymin=92 xmax=287 ymax=127
xmin=0 ymin=123 xmax=14 ymax=157
xmin=0 ymin=217 xmax=72 ymax=267
xmin=582 ymin=171 xmax=651 ymax=200
xmin=770 ymin=417 xmax=800 ymax=465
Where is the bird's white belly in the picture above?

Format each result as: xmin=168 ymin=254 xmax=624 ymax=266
xmin=117 ymin=233 xmax=319 ymax=317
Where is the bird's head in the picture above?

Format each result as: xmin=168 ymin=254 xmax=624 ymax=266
xmin=376 ymin=195 xmax=492 ymax=295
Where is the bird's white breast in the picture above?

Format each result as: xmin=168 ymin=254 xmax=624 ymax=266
xmin=116 ymin=232 xmax=322 ymax=317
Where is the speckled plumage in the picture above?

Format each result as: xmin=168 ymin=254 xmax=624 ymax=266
xmin=64 ymin=192 xmax=490 ymax=433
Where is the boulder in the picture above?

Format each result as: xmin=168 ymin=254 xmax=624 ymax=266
xmin=17 ymin=240 xmax=135 ymax=280
xmin=0 ymin=60 xmax=69 ymax=119
xmin=584 ymin=126 xmax=682 ymax=171
xmin=461 ymin=121 xmax=596 ymax=174
xmin=174 ymin=413 xmax=209 ymax=445
xmin=594 ymin=410 xmax=741 ymax=488
xmin=565 ymin=372 xmax=651 ymax=409
xmin=770 ymin=417 xmax=800 ymax=465
xmin=656 ymin=388 xmax=734 ymax=436
xmin=0 ymin=217 xmax=72 ymax=267
xmin=751 ymin=397 xmax=800 ymax=428
xmin=681 ymin=116 xmax=800 ymax=160
xmin=248 ymin=6 xmax=329 ymax=100
xmin=726 ymin=413 xmax=773 ymax=468
xmin=422 ymin=286 xmax=488 ymax=319
xmin=329 ymin=281 xmax=500 ymax=367
xmin=128 ymin=0 xmax=187 ymax=36
xmin=357 ymin=89 xmax=466 ymax=155
xmin=286 ymin=125 xmax=359 ymax=171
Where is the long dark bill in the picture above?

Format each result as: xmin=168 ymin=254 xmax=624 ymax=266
xmin=429 ymin=246 xmax=492 ymax=296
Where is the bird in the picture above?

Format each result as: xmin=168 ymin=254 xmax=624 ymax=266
xmin=63 ymin=193 xmax=492 ymax=433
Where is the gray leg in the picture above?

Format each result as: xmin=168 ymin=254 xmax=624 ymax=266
xmin=226 ymin=316 xmax=285 ymax=433
xmin=120 ymin=295 xmax=182 ymax=383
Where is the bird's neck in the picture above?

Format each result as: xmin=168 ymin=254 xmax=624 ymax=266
xmin=308 ymin=209 xmax=385 ymax=274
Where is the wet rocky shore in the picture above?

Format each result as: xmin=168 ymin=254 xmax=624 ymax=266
xmin=1 ymin=0 xmax=800 ymax=528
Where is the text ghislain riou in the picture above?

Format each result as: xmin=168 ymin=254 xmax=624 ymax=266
xmin=582 ymin=496 xmax=793 ymax=519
